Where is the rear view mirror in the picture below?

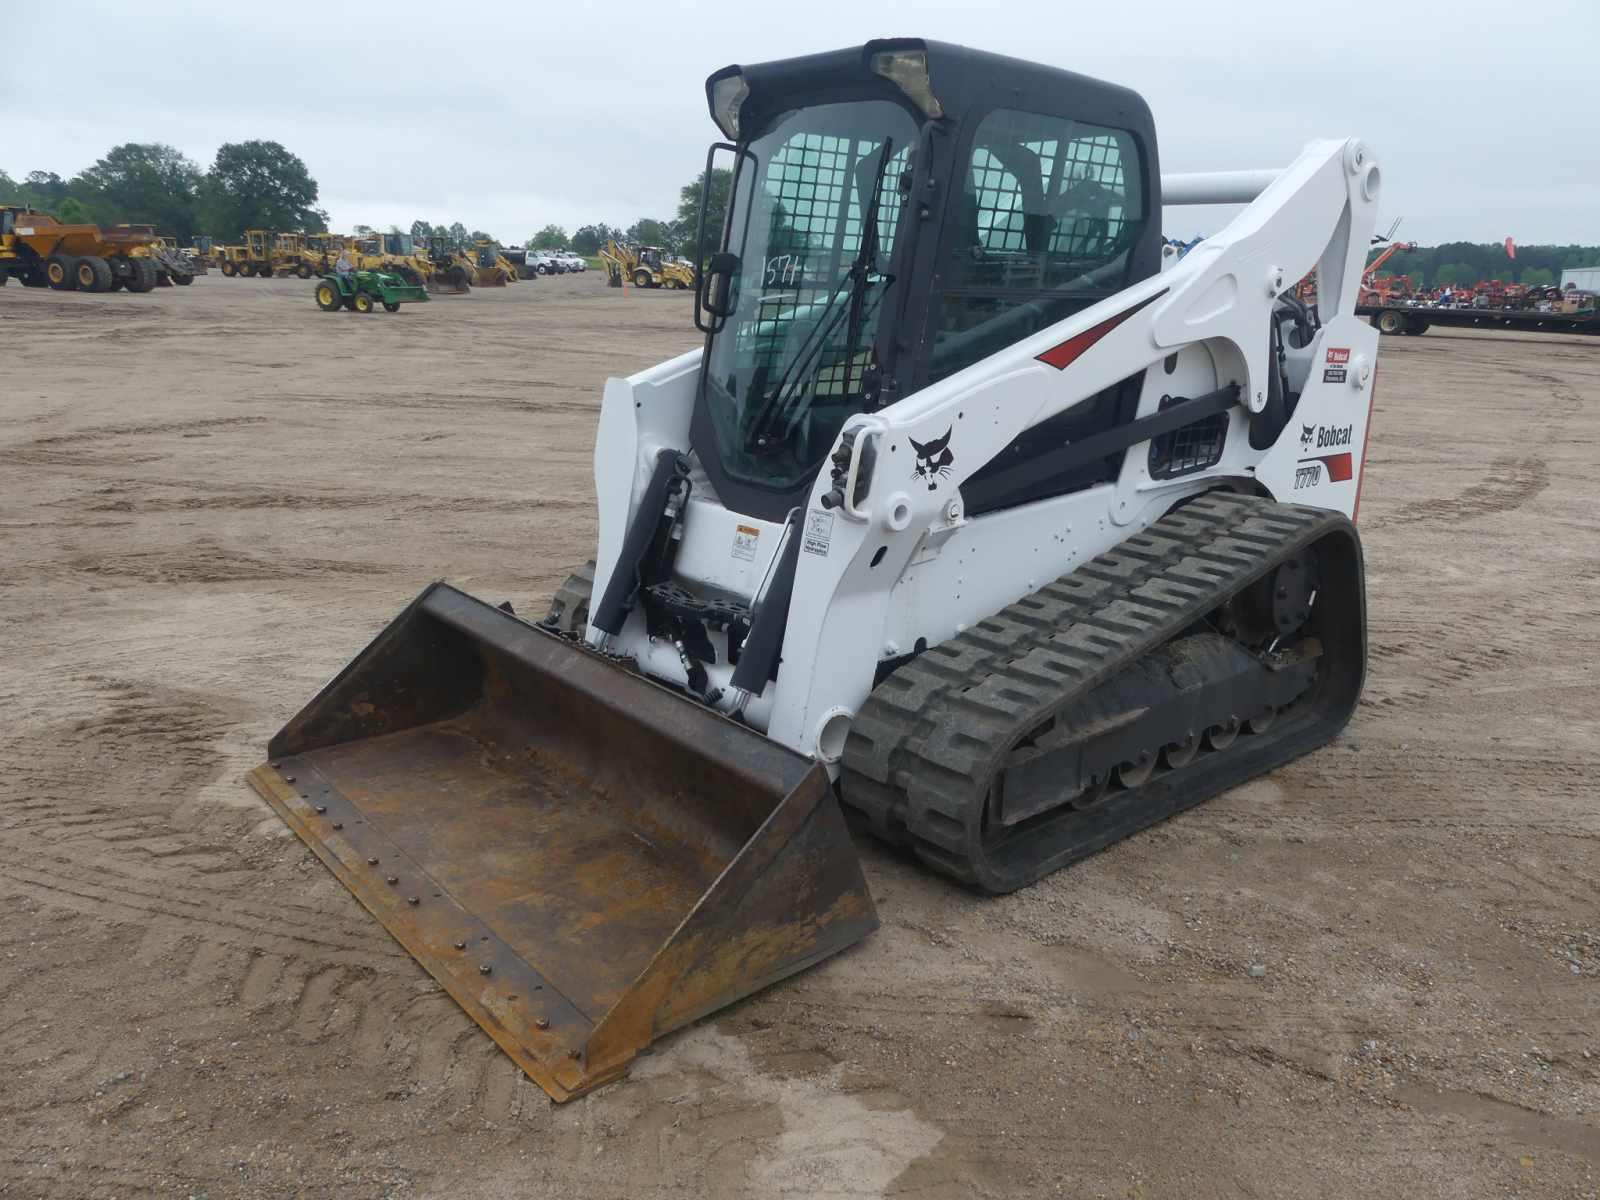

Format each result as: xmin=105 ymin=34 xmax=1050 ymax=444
xmin=693 ymin=141 xmax=755 ymax=334
xmin=703 ymin=252 xmax=738 ymax=319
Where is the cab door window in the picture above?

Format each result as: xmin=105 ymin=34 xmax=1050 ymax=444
xmin=928 ymin=108 xmax=1146 ymax=384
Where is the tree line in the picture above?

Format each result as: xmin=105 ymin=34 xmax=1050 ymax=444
xmin=0 ymin=142 xmax=325 ymax=242
xmin=1382 ymin=242 xmax=1600 ymax=288
xmin=4 ymin=141 xmax=732 ymax=259
xmin=520 ymin=169 xmax=732 ymax=256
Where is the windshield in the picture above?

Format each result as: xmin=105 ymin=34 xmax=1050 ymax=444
xmin=705 ymin=99 xmax=917 ymax=491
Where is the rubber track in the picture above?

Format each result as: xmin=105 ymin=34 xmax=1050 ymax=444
xmin=841 ymin=492 xmax=1355 ymax=891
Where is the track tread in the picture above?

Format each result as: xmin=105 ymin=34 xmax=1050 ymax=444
xmin=841 ymin=493 xmax=1360 ymax=890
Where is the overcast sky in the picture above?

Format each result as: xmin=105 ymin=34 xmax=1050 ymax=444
xmin=5 ymin=0 xmax=1595 ymax=246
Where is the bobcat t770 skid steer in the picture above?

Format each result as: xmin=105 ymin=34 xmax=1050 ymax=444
xmin=251 ymin=39 xmax=1381 ymax=1101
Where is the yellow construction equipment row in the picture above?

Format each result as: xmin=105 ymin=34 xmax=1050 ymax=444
xmin=1 ymin=209 xmax=521 ymax=295
xmin=211 ymin=231 xmax=520 ymax=292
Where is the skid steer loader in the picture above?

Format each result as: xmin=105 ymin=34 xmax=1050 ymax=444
xmin=251 ymin=39 xmax=1381 ymax=1102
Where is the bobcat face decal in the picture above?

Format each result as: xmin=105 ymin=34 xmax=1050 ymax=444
xmin=1300 ymin=423 xmax=1317 ymax=451
xmin=909 ymin=427 xmax=954 ymax=491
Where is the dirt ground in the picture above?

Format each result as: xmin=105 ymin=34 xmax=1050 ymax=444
xmin=2 ymin=273 xmax=1597 ymax=1200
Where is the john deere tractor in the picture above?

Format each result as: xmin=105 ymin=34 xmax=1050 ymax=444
xmin=314 ymin=269 xmax=429 ymax=313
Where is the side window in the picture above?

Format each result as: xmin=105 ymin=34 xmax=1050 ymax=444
xmin=928 ymin=109 xmax=1145 ymax=384
xmin=730 ymin=130 xmax=911 ymax=398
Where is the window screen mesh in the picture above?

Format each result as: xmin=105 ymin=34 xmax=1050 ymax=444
xmin=731 ymin=134 xmax=908 ymax=399
xmin=930 ymin=108 xmax=1145 ymax=383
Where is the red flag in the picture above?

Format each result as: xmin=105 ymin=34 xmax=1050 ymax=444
xmin=1505 ymin=236 xmax=1517 ymax=260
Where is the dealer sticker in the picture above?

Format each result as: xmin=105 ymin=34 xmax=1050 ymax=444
xmin=1323 ymin=346 xmax=1350 ymax=384
xmin=802 ymin=509 xmax=834 ymax=557
xmin=731 ymin=523 xmax=760 ymax=562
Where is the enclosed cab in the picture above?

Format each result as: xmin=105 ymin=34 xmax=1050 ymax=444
xmin=691 ymin=39 xmax=1161 ymax=520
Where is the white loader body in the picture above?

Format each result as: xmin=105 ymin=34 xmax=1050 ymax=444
xmin=588 ymin=137 xmax=1381 ymax=765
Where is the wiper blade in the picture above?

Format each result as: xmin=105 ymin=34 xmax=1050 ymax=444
xmin=744 ymin=137 xmax=896 ymax=452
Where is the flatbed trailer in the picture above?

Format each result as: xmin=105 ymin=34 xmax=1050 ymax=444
xmin=1359 ymin=303 xmax=1600 ymax=337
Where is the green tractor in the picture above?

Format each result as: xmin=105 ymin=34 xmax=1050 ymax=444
xmin=314 ymin=269 xmax=429 ymax=313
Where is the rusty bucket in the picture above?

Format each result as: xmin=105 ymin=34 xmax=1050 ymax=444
xmin=249 ymin=583 xmax=877 ymax=1101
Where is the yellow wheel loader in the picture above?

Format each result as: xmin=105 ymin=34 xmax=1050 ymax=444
xmin=351 ymin=231 xmax=432 ymax=291
xmin=187 ymin=235 xmax=218 ymax=268
xmin=253 ymin=39 xmax=1382 ymax=1102
xmin=421 ymin=236 xmax=473 ymax=294
xmin=468 ymin=239 xmax=517 ymax=286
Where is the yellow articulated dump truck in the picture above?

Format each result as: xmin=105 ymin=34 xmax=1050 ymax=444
xmin=1 ymin=206 xmax=164 ymax=292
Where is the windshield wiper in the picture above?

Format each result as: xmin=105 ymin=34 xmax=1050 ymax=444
xmin=744 ymin=137 xmax=896 ymax=452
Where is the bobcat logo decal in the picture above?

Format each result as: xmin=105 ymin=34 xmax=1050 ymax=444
xmin=1300 ymin=423 xmax=1316 ymax=451
xmin=909 ymin=427 xmax=954 ymax=490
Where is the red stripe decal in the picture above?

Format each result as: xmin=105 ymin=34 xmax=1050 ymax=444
xmin=1035 ymin=289 xmax=1167 ymax=371
xmin=1314 ymin=452 xmax=1354 ymax=482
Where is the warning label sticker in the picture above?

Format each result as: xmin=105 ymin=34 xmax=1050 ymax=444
xmin=731 ymin=524 xmax=760 ymax=562
xmin=802 ymin=509 xmax=834 ymax=557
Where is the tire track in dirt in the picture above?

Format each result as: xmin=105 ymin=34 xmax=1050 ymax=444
xmin=1364 ymin=455 xmax=1548 ymax=530
xmin=1 ymin=824 xmax=405 ymax=954
xmin=3 ymin=873 xmax=512 ymax=1136
xmin=64 ymin=540 xmax=390 ymax=583
xmin=2 ymin=667 xmax=455 ymax=1090
xmin=0 ymin=416 xmax=267 ymax=469
xmin=83 ymin=490 xmax=391 ymax=514
xmin=0 ymin=667 xmax=529 ymax=1130
xmin=1363 ymin=355 xmax=1579 ymax=533
xmin=3 ymin=831 xmax=520 ymax=1127
xmin=1362 ymin=609 xmax=1549 ymax=713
